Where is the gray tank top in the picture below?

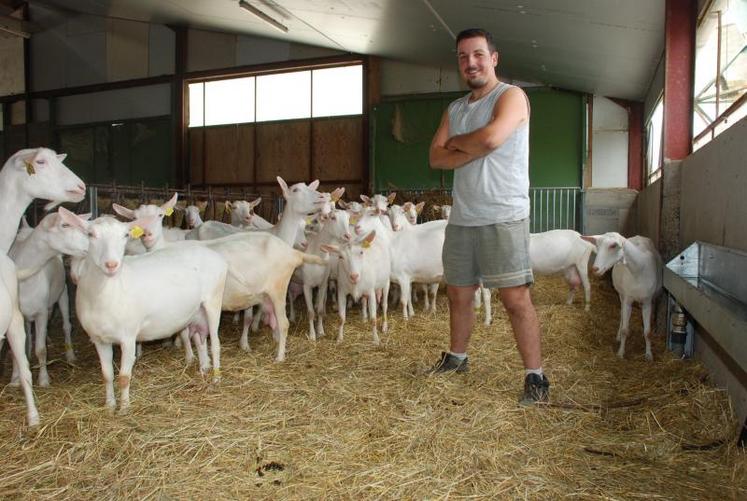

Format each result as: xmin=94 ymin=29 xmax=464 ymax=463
xmin=448 ymin=82 xmax=530 ymax=226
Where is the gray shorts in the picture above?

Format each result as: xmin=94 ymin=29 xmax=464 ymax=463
xmin=442 ymin=219 xmax=534 ymax=289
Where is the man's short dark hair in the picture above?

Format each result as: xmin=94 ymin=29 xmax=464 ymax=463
xmin=456 ymin=28 xmax=496 ymax=53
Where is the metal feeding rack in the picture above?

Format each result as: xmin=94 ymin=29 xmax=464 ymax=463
xmin=663 ymin=241 xmax=747 ymax=373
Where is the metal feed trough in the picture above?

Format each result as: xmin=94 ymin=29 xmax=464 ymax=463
xmin=664 ymin=241 xmax=747 ymax=373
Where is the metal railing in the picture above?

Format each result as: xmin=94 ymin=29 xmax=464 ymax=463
xmin=529 ymin=187 xmax=582 ymax=233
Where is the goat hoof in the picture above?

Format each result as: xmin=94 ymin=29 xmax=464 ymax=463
xmin=27 ymin=414 xmax=40 ymax=428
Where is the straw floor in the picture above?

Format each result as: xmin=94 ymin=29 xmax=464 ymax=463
xmin=0 ymin=275 xmax=745 ymax=500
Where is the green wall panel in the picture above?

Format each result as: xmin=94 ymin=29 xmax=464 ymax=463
xmin=526 ymin=88 xmax=583 ymax=187
xmin=371 ymin=87 xmax=584 ymax=191
xmin=56 ymin=117 xmax=173 ymax=187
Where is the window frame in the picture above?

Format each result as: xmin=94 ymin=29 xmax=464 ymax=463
xmin=186 ymin=57 xmax=366 ymax=128
xmin=692 ymin=0 xmax=747 ymax=148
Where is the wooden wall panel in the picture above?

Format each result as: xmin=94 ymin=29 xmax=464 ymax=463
xmin=312 ymin=117 xmax=363 ymax=182
xmin=204 ymin=126 xmax=239 ymax=184
xmin=236 ymin=124 xmax=255 ymax=184
xmin=255 ymin=120 xmax=310 ymax=183
xmin=188 ymin=128 xmax=204 ymax=185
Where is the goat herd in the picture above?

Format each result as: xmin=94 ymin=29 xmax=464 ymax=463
xmin=0 ymin=147 xmax=663 ymax=427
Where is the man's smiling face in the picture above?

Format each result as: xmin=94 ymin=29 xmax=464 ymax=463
xmin=457 ymin=36 xmax=498 ymax=90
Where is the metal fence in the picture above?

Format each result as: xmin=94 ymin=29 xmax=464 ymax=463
xmin=26 ymin=184 xmax=582 ymax=233
xmin=529 ymin=187 xmax=582 ymax=233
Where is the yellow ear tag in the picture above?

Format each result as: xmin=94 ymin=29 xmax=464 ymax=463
xmin=164 ymin=207 xmax=174 ymax=217
xmin=305 ymin=216 xmax=314 ymax=225
xmin=331 ymin=193 xmax=341 ymax=202
xmin=361 ymin=239 xmax=371 ymax=249
xmin=25 ymin=160 xmax=35 ymax=175
xmin=129 ymin=226 xmax=144 ymax=239
xmin=350 ymin=215 xmax=360 ymax=225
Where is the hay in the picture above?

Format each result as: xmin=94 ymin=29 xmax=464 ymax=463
xmin=1 ymin=276 xmax=745 ymax=499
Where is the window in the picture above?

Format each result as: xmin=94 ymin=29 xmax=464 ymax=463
xmin=188 ymin=63 xmax=363 ymax=127
xmin=256 ymin=71 xmax=310 ymax=122
xmin=693 ymin=0 xmax=747 ymax=149
xmin=312 ymin=65 xmax=363 ymax=117
xmin=646 ymin=98 xmax=664 ymax=184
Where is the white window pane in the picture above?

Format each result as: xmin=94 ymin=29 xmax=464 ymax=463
xmin=312 ymin=65 xmax=363 ymax=117
xmin=204 ymin=77 xmax=255 ymax=126
xmin=188 ymin=83 xmax=204 ymax=127
xmin=256 ymin=71 xmax=311 ymax=121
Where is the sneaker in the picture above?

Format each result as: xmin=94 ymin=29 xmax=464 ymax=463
xmin=519 ymin=373 xmax=550 ymax=405
xmin=426 ymin=351 xmax=469 ymax=374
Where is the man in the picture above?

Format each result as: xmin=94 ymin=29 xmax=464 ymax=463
xmin=428 ymin=28 xmax=549 ymax=405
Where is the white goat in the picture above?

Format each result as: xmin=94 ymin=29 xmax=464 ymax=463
xmin=322 ymin=230 xmax=390 ymax=345
xmin=127 ymin=204 xmax=326 ymax=363
xmin=8 ymin=211 xmax=90 ymax=386
xmin=297 ymin=208 xmax=352 ymax=341
xmin=582 ymin=232 xmax=663 ymax=361
xmin=0 ymin=147 xmax=86 ymax=426
xmin=530 ymin=229 xmax=596 ymax=311
xmin=387 ymin=205 xmax=446 ymax=319
xmin=226 ymin=198 xmax=273 ymax=230
xmin=183 ymin=201 xmax=207 ymax=228
xmin=59 ymin=208 xmax=228 ymax=412
xmin=113 ymin=193 xmax=189 ymax=250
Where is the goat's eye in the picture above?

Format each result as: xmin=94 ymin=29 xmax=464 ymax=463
xmin=61 ymin=223 xmax=70 ymax=228
xmin=159 ymin=214 xmax=164 ymax=218
xmin=87 ymin=231 xmax=95 ymax=238
xmin=37 ymin=159 xmax=46 ymax=165
xmin=609 ymin=243 xmax=618 ymax=249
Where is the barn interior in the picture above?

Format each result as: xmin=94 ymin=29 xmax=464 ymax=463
xmin=0 ymin=0 xmax=746 ymax=498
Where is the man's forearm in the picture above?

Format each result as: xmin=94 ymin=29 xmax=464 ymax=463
xmin=429 ymin=146 xmax=477 ymax=170
xmin=445 ymin=130 xmax=495 ymax=157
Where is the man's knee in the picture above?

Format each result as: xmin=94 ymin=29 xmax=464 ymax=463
xmin=447 ymin=284 xmax=479 ymax=306
xmin=499 ymin=285 xmax=533 ymax=315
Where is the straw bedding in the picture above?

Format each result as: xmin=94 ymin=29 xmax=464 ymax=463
xmin=0 ymin=275 xmax=745 ymax=500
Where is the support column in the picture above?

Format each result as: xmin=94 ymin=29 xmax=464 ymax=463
xmin=658 ymin=0 xmax=697 ymax=261
xmin=662 ymin=0 xmax=696 ymax=161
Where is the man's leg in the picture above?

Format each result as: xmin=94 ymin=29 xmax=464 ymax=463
xmin=447 ymin=284 xmax=479 ymax=354
xmin=498 ymin=284 xmax=541 ymax=369
xmin=500 ymin=284 xmax=549 ymax=404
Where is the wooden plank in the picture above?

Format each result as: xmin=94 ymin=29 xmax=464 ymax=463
xmin=312 ymin=116 xmax=363 ymax=182
xmin=255 ymin=120 xmax=310 ymax=183
xmin=188 ymin=128 xmax=204 ymax=185
xmin=204 ymin=126 xmax=239 ymax=184
xmin=236 ymin=123 xmax=255 ymax=184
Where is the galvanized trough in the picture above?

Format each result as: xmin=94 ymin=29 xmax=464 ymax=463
xmin=664 ymin=241 xmax=747 ymax=372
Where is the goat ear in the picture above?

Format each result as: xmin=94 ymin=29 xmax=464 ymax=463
xmin=224 ymin=200 xmax=232 ymax=213
xmin=338 ymin=200 xmax=348 ymax=209
xmin=162 ymin=193 xmax=178 ymax=216
xmin=580 ymin=235 xmax=598 ymax=245
xmin=308 ymin=179 xmax=320 ymax=191
xmin=362 ymin=230 xmax=377 ymax=248
xmin=56 ymin=153 xmax=67 ymax=163
xmin=249 ymin=197 xmax=262 ymax=209
xmin=112 ymin=203 xmax=136 ymax=220
xmin=331 ymin=187 xmax=345 ymax=202
xmin=78 ymin=213 xmax=92 ymax=221
xmin=277 ymin=176 xmax=289 ymax=197
xmin=58 ymin=206 xmax=89 ymax=231
xmin=163 ymin=193 xmax=178 ymax=209
xmin=360 ymin=194 xmax=370 ymax=203
xmin=387 ymin=192 xmax=397 ymax=204
xmin=415 ymin=202 xmax=425 ymax=214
